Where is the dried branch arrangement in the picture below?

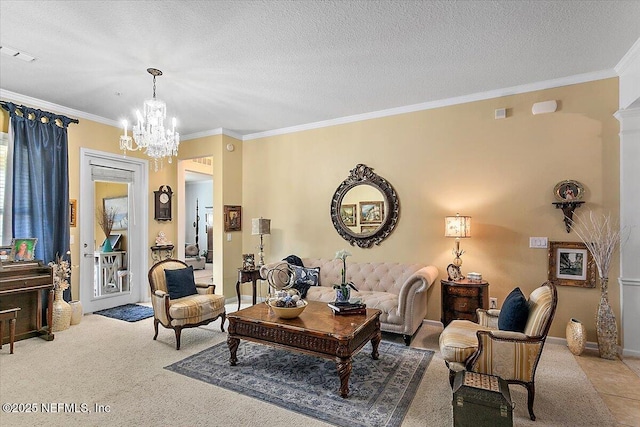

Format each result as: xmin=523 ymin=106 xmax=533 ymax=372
xmin=96 ymin=206 xmax=117 ymax=238
xmin=570 ymin=211 xmax=626 ymax=279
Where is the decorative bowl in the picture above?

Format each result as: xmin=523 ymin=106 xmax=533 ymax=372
xmin=267 ymin=299 xmax=308 ymax=319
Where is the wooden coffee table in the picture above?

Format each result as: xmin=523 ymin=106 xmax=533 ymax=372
xmin=227 ymin=300 xmax=382 ymax=398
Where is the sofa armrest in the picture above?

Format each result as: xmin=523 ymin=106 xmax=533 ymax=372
xmin=151 ymin=290 xmax=171 ymax=325
xmin=196 ymin=283 xmax=216 ymax=294
xmin=397 ymin=265 xmax=438 ymax=314
xmin=477 ymin=308 xmax=500 ymax=328
xmin=466 ymin=329 xmax=544 ymax=382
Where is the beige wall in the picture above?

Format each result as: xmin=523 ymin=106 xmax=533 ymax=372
xmin=242 ymin=78 xmax=621 ymax=341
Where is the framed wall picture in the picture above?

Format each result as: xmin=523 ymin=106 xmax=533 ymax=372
xmin=340 ymin=204 xmax=356 ymax=226
xmin=224 ymin=205 xmax=242 ymax=232
xmin=69 ymin=199 xmax=77 ymax=227
xmin=11 ymin=238 xmax=38 ymax=261
xmin=553 ymin=180 xmax=584 ymax=202
xmin=548 ymin=241 xmax=595 ymax=288
xmin=104 ymin=196 xmax=129 ymax=230
xmin=359 ymin=201 xmax=384 ymax=224
xmin=360 ymin=225 xmax=377 ymax=234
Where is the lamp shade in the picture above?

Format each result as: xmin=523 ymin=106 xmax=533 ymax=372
xmin=252 ymin=218 xmax=271 ymax=235
xmin=445 ymin=214 xmax=471 ymax=238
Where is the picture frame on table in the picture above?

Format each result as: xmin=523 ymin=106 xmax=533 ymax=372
xmin=242 ymin=253 xmax=255 ymax=270
xmin=104 ymin=196 xmax=129 ymax=230
xmin=340 ymin=204 xmax=356 ymax=226
xmin=224 ymin=205 xmax=242 ymax=232
xmin=0 ymin=245 xmax=12 ymax=261
xmin=359 ymin=201 xmax=384 ymax=224
xmin=547 ymin=241 xmax=595 ymax=288
xmin=11 ymin=238 xmax=38 ymax=262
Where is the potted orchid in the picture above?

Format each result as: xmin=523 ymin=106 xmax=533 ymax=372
xmin=333 ymin=249 xmax=358 ymax=302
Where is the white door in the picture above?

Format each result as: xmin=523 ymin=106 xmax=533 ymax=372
xmin=79 ymin=149 xmax=148 ymax=313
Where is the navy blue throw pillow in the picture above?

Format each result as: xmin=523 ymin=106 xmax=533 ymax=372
xmin=498 ymin=287 xmax=529 ymax=332
xmin=289 ymin=265 xmax=320 ymax=298
xmin=164 ymin=266 xmax=198 ymax=300
xmin=282 ymin=255 xmax=304 ymax=267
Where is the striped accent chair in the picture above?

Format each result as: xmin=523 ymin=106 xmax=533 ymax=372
xmin=439 ymin=281 xmax=557 ymax=421
xmin=148 ymin=259 xmax=226 ymax=350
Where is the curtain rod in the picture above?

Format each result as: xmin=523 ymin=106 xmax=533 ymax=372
xmin=0 ymin=100 xmax=79 ymax=124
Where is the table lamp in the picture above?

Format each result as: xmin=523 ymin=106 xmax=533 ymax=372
xmin=252 ymin=217 xmax=271 ymax=266
xmin=445 ymin=213 xmax=471 ymax=267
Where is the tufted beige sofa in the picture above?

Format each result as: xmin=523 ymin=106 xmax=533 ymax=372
xmin=261 ymin=258 xmax=438 ymax=345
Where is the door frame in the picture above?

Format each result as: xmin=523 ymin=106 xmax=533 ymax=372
xmin=79 ymin=148 xmax=149 ymax=312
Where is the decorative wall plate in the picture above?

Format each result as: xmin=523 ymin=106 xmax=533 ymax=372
xmin=553 ymin=180 xmax=584 ymax=202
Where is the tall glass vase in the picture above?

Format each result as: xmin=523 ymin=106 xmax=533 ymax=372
xmin=596 ymin=277 xmax=618 ymax=360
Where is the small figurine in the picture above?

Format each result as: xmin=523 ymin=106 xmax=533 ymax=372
xmin=155 ymin=231 xmax=171 ymax=246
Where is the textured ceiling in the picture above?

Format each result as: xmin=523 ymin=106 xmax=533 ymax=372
xmin=1 ymin=1 xmax=639 ymax=138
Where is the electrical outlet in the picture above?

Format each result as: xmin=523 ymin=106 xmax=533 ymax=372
xmin=489 ymin=297 xmax=498 ymax=309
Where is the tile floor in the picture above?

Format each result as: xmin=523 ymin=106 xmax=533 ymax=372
xmin=575 ymin=350 xmax=640 ymax=427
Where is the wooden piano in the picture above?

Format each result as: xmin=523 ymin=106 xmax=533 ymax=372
xmin=0 ymin=260 xmax=54 ymax=344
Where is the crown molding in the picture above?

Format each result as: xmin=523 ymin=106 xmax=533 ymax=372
xmin=243 ymin=69 xmax=616 ymax=141
xmin=0 ymin=89 xmax=119 ymax=127
xmin=182 ymin=127 xmax=243 ymax=142
xmin=615 ymin=37 xmax=640 ymax=75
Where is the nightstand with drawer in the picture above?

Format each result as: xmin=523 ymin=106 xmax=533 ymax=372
xmin=441 ymin=278 xmax=489 ymax=327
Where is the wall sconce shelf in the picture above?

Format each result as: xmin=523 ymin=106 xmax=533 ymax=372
xmin=552 ymin=201 xmax=585 ymax=233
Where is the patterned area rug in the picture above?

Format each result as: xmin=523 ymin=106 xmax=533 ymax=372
xmin=165 ymin=340 xmax=433 ymax=427
xmin=94 ymin=304 xmax=154 ymax=322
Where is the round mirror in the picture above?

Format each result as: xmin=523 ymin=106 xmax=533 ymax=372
xmin=330 ymin=164 xmax=399 ymax=248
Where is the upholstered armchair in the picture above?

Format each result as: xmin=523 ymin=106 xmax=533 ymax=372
xmin=439 ymin=281 xmax=557 ymax=421
xmin=148 ymin=259 xmax=226 ymax=350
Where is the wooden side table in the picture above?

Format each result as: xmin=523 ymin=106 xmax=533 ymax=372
xmin=441 ymin=278 xmax=489 ymax=327
xmin=235 ymin=268 xmax=262 ymax=311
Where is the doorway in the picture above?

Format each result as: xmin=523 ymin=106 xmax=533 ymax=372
xmin=79 ymin=149 xmax=148 ymax=313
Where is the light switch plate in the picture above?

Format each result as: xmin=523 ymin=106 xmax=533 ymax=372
xmin=529 ymin=237 xmax=548 ymax=248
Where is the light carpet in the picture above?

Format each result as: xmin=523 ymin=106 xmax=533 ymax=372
xmin=0 ymin=305 xmax=616 ymax=426
xmin=166 ymin=340 xmax=433 ymax=427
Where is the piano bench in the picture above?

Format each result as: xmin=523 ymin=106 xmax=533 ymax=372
xmin=0 ymin=307 xmax=21 ymax=354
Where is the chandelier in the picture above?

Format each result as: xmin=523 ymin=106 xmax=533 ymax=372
xmin=119 ymin=68 xmax=180 ymax=170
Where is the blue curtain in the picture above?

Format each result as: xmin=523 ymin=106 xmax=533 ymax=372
xmin=2 ymin=102 xmax=77 ymax=300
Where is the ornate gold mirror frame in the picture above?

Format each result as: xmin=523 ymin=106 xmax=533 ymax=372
xmin=330 ymin=164 xmax=400 ymax=248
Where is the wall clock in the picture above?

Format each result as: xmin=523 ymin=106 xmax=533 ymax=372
xmin=154 ymin=185 xmax=172 ymax=221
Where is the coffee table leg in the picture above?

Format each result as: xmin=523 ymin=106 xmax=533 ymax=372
xmin=371 ymin=330 xmax=381 ymax=360
xmin=227 ymin=336 xmax=239 ymax=366
xmin=336 ymin=357 xmax=352 ymax=398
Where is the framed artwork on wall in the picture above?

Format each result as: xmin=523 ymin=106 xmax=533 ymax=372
xmin=359 ymin=201 xmax=384 ymax=224
xmin=224 ymin=205 xmax=242 ymax=232
xmin=547 ymin=241 xmax=595 ymax=288
xmin=340 ymin=204 xmax=356 ymax=226
xmin=104 ymin=196 xmax=129 ymax=230
xmin=69 ymin=199 xmax=77 ymax=227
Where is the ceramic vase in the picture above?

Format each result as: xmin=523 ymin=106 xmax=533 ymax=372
xmin=52 ymin=289 xmax=71 ymax=332
xmin=566 ymin=318 xmax=586 ymax=356
xmin=69 ymin=300 xmax=83 ymax=325
xmin=596 ymin=277 xmax=618 ymax=360
xmin=335 ymin=286 xmax=350 ymax=303
xmin=102 ymin=237 xmax=113 ymax=252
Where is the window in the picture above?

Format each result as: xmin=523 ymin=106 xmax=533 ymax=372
xmin=0 ymin=132 xmax=8 ymax=244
